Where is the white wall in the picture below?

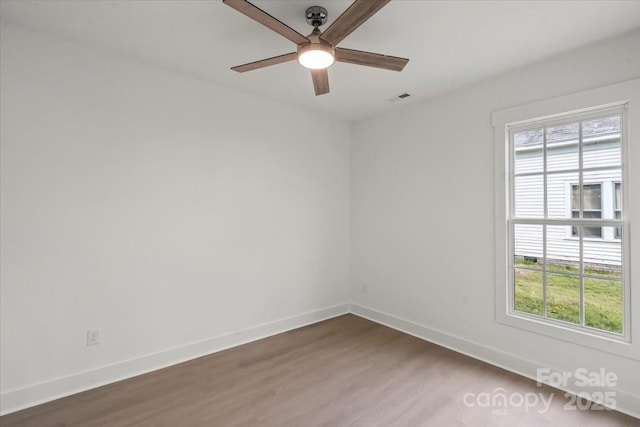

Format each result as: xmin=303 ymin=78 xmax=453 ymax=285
xmin=3 ymin=19 xmax=640 ymax=418
xmin=351 ymin=30 xmax=640 ymax=414
xmin=0 ymin=24 xmax=350 ymax=412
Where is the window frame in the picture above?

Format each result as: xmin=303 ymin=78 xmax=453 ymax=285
xmin=509 ymin=107 xmax=625 ymax=337
xmin=492 ymin=79 xmax=638 ymax=359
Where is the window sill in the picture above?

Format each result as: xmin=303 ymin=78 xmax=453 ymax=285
xmin=497 ymin=309 xmax=638 ymax=360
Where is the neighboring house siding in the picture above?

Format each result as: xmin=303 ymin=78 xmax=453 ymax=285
xmin=514 ymin=140 xmax=621 ymax=267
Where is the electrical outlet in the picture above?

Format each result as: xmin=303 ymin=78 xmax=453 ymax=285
xmin=87 ymin=329 xmax=100 ymax=346
xmin=361 ymin=284 xmax=368 ymax=294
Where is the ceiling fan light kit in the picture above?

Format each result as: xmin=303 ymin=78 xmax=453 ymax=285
xmin=297 ymin=28 xmax=335 ymax=70
xmin=223 ymin=0 xmax=409 ymax=96
xmin=298 ymin=44 xmax=335 ymax=69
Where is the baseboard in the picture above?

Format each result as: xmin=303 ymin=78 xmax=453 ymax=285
xmin=350 ymin=303 xmax=640 ymax=419
xmin=0 ymin=303 xmax=350 ymax=416
xmin=4 ymin=302 xmax=638 ymax=419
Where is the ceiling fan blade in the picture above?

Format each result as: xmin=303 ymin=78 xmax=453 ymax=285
xmin=311 ymin=69 xmax=330 ymax=96
xmin=335 ymin=47 xmax=408 ymax=71
xmin=231 ymin=52 xmax=297 ymax=73
xmin=223 ymin=0 xmax=309 ymax=45
xmin=320 ymin=0 xmax=391 ymax=46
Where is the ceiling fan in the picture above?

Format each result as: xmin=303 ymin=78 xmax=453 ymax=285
xmin=223 ymin=0 xmax=409 ymax=96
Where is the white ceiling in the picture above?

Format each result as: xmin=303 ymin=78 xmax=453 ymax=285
xmin=2 ymin=0 xmax=640 ymax=122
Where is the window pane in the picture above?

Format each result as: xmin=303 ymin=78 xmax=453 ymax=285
xmin=580 ymin=224 xmax=602 ymax=239
xmin=583 ymin=184 xmax=601 ymax=210
xmin=514 ymin=224 xmax=543 ymax=269
xmin=547 ymin=122 xmax=579 ymax=144
xmin=583 ymin=138 xmax=621 ymax=169
xmin=547 ymin=122 xmax=579 ymax=172
xmin=514 ymin=128 xmax=543 ymax=174
xmin=514 ymin=128 xmax=543 ymax=148
xmin=547 ymin=172 xmax=577 ymax=219
xmin=582 ymin=115 xmax=621 ymax=138
xmin=584 ymin=278 xmax=622 ymax=334
xmin=514 ymin=268 xmax=543 ymax=316
xmin=514 ymin=175 xmax=543 ymax=218
xmin=582 ymin=115 xmax=621 ymax=169
xmin=584 ymin=227 xmax=621 ymax=279
xmin=546 ymin=225 xmax=579 ymax=273
xmin=546 ymin=273 xmax=580 ymax=324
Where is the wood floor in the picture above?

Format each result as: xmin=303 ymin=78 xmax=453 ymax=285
xmin=1 ymin=314 xmax=637 ymax=426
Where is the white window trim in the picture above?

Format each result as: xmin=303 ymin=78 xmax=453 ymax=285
xmin=492 ymin=79 xmax=639 ymax=360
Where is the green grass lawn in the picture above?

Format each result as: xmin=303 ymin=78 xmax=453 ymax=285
xmin=513 ymin=261 xmax=622 ymax=334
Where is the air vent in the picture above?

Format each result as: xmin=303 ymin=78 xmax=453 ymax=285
xmin=389 ymin=93 xmax=411 ymax=102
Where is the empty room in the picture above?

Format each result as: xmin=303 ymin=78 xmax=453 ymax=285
xmin=1 ymin=0 xmax=639 ymax=425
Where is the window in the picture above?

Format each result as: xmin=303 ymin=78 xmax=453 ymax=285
xmin=567 ymin=181 xmax=622 ymax=240
xmin=510 ymin=108 xmax=625 ymax=337
xmin=571 ymin=183 xmax=602 ymax=238
xmin=493 ymin=80 xmax=638 ymax=357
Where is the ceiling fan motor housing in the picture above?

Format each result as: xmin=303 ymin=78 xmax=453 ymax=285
xmin=305 ymin=6 xmax=328 ymax=27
